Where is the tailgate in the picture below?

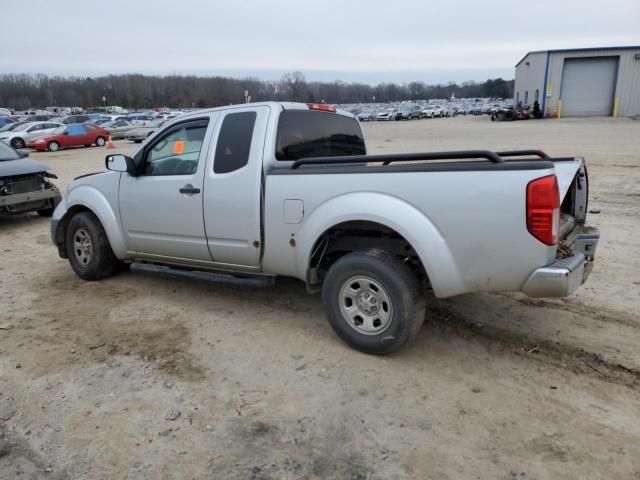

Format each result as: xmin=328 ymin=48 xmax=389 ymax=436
xmin=554 ymin=157 xmax=590 ymax=238
xmin=554 ymin=157 xmax=585 ymax=211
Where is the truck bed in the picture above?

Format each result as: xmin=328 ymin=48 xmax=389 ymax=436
xmin=264 ymin=149 xmax=579 ymax=298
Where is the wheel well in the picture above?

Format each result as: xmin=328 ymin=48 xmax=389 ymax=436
xmin=55 ymin=205 xmax=93 ymax=258
xmin=307 ymin=220 xmax=428 ymax=288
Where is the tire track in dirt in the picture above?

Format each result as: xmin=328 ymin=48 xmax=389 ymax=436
xmin=426 ymin=304 xmax=640 ymax=389
xmin=496 ymin=294 xmax=640 ymax=330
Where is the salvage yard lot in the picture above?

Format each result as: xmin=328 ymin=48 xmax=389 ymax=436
xmin=1 ymin=115 xmax=639 ymax=479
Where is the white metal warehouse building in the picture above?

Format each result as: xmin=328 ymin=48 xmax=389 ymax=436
xmin=514 ymin=46 xmax=640 ymax=117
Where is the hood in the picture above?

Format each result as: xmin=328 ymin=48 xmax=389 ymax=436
xmin=0 ymin=157 xmax=52 ymax=177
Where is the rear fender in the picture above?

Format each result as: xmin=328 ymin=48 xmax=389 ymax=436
xmin=295 ymin=192 xmax=466 ymax=298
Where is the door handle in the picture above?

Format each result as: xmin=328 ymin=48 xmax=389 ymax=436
xmin=179 ymin=185 xmax=200 ymax=194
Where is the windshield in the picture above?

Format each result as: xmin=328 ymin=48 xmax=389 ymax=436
xmin=0 ymin=123 xmax=20 ymax=132
xmin=0 ymin=141 xmax=21 ymax=161
xmin=13 ymin=123 xmax=34 ymax=132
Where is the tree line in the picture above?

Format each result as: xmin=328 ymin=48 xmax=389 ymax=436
xmin=0 ymin=72 xmax=514 ymax=110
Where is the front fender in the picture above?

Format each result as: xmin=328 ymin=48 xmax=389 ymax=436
xmin=295 ymin=192 xmax=466 ymax=298
xmin=55 ymin=185 xmax=127 ymax=259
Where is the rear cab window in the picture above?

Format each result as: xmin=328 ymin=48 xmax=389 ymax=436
xmin=275 ymin=110 xmax=366 ymax=161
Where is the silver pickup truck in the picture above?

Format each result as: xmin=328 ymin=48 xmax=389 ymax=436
xmin=51 ymin=102 xmax=599 ymax=354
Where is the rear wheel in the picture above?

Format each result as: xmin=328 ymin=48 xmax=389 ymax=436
xmin=95 ymin=136 xmax=106 ymax=147
xmin=65 ymin=211 xmax=120 ymax=280
xmin=10 ymin=138 xmax=25 ymax=149
xmin=47 ymin=141 xmax=60 ymax=152
xmin=322 ymin=249 xmax=425 ymax=355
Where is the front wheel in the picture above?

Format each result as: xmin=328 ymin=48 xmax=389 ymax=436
xmin=322 ymin=249 xmax=425 ymax=355
xmin=47 ymin=141 xmax=60 ymax=152
xmin=65 ymin=211 xmax=121 ymax=280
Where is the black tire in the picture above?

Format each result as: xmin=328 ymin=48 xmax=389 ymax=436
xmin=47 ymin=141 xmax=60 ymax=152
xmin=504 ymin=110 xmax=516 ymax=121
xmin=322 ymin=248 xmax=425 ymax=355
xmin=10 ymin=138 xmax=25 ymax=149
xmin=65 ymin=211 xmax=120 ymax=280
xmin=95 ymin=136 xmax=106 ymax=147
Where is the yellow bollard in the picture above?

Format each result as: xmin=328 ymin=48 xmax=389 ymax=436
xmin=557 ymin=100 xmax=562 ymax=119
xmin=613 ymin=97 xmax=619 ymax=117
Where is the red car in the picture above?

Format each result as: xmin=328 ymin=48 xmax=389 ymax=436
xmin=27 ymin=123 xmax=108 ymax=152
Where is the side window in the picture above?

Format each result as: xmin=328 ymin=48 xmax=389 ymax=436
xmin=29 ymin=124 xmax=43 ymax=132
xmin=143 ymin=121 xmax=208 ymax=176
xmin=67 ymin=124 xmax=85 ymax=135
xmin=213 ymin=112 xmax=257 ymax=174
xmin=85 ymin=124 xmax=97 ymax=131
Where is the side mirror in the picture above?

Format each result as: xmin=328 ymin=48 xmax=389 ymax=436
xmin=105 ymin=154 xmax=136 ymax=174
xmin=63 ymin=131 xmax=69 ymax=135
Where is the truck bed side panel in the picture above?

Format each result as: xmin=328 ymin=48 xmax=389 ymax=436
xmin=263 ymin=167 xmax=557 ymax=298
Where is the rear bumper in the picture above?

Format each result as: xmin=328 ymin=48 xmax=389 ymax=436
xmin=521 ymin=227 xmax=599 ymax=298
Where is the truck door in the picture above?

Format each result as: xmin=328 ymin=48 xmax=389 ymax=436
xmin=118 ymin=116 xmax=216 ymax=262
xmin=203 ymin=106 xmax=270 ymax=267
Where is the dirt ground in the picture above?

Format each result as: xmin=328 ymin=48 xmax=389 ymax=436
xmin=1 ymin=115 xmax=639 ymax=480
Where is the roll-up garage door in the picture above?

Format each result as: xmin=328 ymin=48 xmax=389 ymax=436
xmin=560 ymin=57 xmax=618 ymax=116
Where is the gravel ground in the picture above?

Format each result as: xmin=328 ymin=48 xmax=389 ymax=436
xmin=1 ymin=115 xmax=639 ymax=479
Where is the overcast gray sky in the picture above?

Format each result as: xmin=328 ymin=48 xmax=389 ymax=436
xmin=2 ymin=0 xmax=639 ymax=84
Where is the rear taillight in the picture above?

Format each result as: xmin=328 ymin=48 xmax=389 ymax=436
xmin=307 ymin=103 xmax=336 ymax=112
xmin=526 ymin=174 xmax=560 ymax=245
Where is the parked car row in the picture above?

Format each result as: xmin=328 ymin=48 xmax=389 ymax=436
xmin=0 ymin=107 xmax=191 ymax=152
xmin=0 ymin=120 xmax=110 ymax=152
xmin=343 ymin=98 xmax=514 ymax=122
xmin=358 ymin=105 xmax=458 ymax=121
